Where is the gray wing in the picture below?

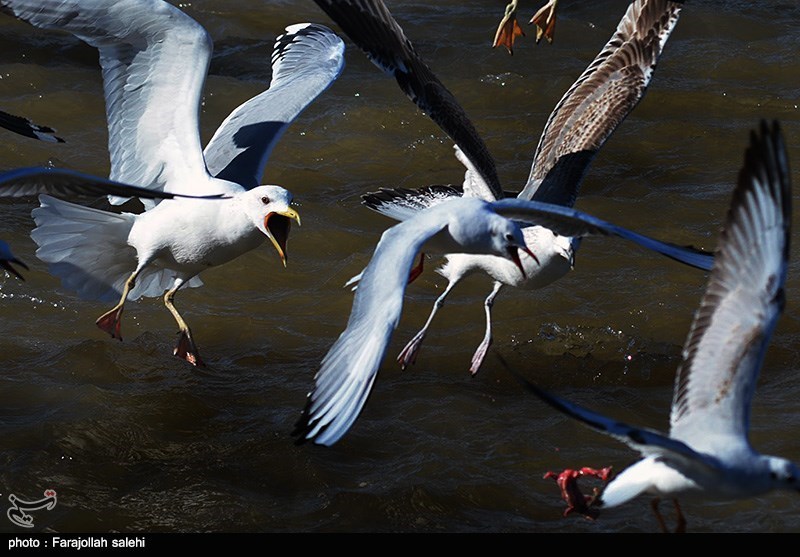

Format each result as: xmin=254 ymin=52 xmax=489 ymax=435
xmin=508 ymin=365 xmax=714 ymax=466
xmin=490 ymin=197 xmax=713 ymax=271
xmin=293 ymin=210 xmax=451 ymax=446
xmin=0 ymin=167 xmax=226 ymax=201
xmin=1 ymin=0 xmax=214 ymax=197
xmin=0 ymin=109 xmax=63 ymax=143
xmin=203 ymin=23 xmax=345 ymax=189
xmin=670 ymin=120 xmax=791 ymax=452
xmin=518 ymin=0 xmax=684 ymax=206
xmin=312 ymin=0 xmax=503 ymax=201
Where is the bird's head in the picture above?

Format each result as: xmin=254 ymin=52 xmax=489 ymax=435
xmin=245 ymin=185 xmax=301 ymax=266
xmin=489 ymin=214 xmax=538 ymax=278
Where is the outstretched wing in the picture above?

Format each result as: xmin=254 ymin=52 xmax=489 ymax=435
xmin=313 ymin=0 xmax=503 ymax=201
xmin=293 ymin=207 xmax=453 ymax=446
xmin=518 ymin=0 xmax=684 ymax=206
xmin=204 ymin=23 xmax=345 ymax=189
xmin=1 ymin=0 xmax=214 ymax=199
xmin=0 ymin=167 xmax=226 ymax=201
xmin=491 ymin=197 xmax=713 ymax=271
xmin=670 ymin=120 xmax=791 ymax=453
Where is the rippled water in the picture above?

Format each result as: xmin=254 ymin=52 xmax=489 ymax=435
xmin=1 ymin=0 xmax=799 ymax=534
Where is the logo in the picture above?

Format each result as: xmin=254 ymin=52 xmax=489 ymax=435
xmin=7 ymin=490 xmax=57 ymax=528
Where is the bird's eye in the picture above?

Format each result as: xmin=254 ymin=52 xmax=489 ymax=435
xmin=261 ymin=196 xmax=270 ymax=204
xmin=505 ymin=233 xmax=515 ymax=242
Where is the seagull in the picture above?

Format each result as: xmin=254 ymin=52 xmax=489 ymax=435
xmin=493 ymin=0 xmax=559 ymax=54
xmin=0 ymin=0 xmax=344 ymax=366
xmin=0 ymin=109 xmax=64 ymax=142
xmin=343 ymin=0 xmax=687 ymax=375
xmin=0 ymin=166 xmax=231 ymax=282
xmin=293 ymin=189 xmax=712 ymax=447
xmin=510 ymin=120 xmax=799 ymax=533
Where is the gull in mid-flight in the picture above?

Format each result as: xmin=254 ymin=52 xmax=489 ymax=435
xmin=512 ymin=120 xmax=799 ymax=533
xmin=0 ymin=0 xmax=344 ymax=365
xmin=342 ymin=0 xmax=688 ymax=376
xmin=0 ymin=166 xmax=231 ymax=281
xmin=293 ymin=189 xmax=712 ymax=447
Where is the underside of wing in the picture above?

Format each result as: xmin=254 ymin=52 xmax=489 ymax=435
xmin=294 ymin=211 xmax=450 ymax=446
xmin=204 ymin=23 xmax=345 ymax=189
xmin=1 ymin=0 xmax=214 ymax=200
xmin=671 ymin=121 xmax=791 ymax=450
xmin=519 ymin=0 xmax=684 ymax=204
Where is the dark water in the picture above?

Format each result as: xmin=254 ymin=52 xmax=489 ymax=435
xmin=0 ymin=0 xmax=799 ymax=533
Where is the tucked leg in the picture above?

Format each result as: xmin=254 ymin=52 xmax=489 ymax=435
xmin=96 ymin=268 xmax=140 ymax=341
xmin=469 ymin=281 xmax=503 ymax=376
xmin=164 ymin=279 xmax=204 ymax=367
xmin=397 ymin=277 xmax=459 ymax=370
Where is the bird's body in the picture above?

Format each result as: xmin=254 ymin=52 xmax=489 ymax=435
xmin=294 ymin=196 xmax=531 ymax=446
xmin=516 ymin=121 xmax=799 ymax=532
xmin=1 ymin=0 xmax=343 ymax=364
xmin=295 ymin=189 xmax=712 ymax=446
xmin=355 ymin=0 xmax=686 ymax=375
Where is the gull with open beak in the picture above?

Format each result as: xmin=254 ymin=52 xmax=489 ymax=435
xmin=1 ymin=0 xmax=342 ymax=365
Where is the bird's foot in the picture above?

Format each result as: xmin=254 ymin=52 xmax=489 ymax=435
xmin=530 ymin=0 xmax=558 ymax=44
xmin=397 ymin=332 xmax=426 ymax=370
xmin=469 ymin=338 xmax=491 ymax=376
xmin=174 ymin=329 xmax=205 ymax=367
xmin=543 ymin=466 xmax=613 ymax=520
xmin=493 ymin=7 xmax=525 ymax=54
xmin=96 ymin=307 xmax=124 ymax=341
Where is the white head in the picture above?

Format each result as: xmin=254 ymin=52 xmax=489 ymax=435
xmin=444 ymin=199 xmax=537 ymax=276
xmin=242 ymin=185 xmax=301 ymax=266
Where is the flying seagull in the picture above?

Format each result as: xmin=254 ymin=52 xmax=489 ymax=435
xmin=351 ymin=0 xmax=688 ymax=375
xmin=0 ymin=0 xmax=344 ymax=365
xmin=511 ymin=120 xmax=799 ymax=533
xmin=293 ymin=188 xmax=712 ymax=447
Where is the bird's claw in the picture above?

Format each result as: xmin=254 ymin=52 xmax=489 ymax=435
xmin=543 ymin=466 xmax=613 ymax=520
xmin=96 ymin=309 xmax=124 ymax=341
xmin=174 ymin=330 xmax=205 ymax=367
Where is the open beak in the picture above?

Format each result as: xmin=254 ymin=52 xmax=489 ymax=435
xmin=1 ymin=257 xmax=29 ymax=281
xmin=508 ymin=246 xmax=538 ymax=278
xmin=264 ymin=207 xmax=301 ymax=267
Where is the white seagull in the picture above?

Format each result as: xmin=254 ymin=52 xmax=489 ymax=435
xmin=0 ymin=0 xmax=345 ymax=366
xmin=293 ymin=190 xmax=712 ymax=447
xmin=0 ymin=166 xmax=232 ymax=281
xmin=512 ymin=120 xmax=799 ymax=533
xmin=0 ymin=109 xmax=64 ymax=142
xmin=318 ymin=0 xmax=688 ymax=376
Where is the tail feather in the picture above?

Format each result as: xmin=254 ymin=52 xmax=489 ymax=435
xmin=32 ymin=195 xmax=138 ymax=302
